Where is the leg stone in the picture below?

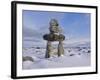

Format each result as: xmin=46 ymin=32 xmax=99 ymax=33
xmin=45 ymin=41 xmax=52 ymax=58
xmin=58 ymin=41 xmax=64 ymax=57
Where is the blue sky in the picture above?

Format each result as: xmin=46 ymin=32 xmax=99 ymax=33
xmin=22 ymin=10 xmax=91 ymax=47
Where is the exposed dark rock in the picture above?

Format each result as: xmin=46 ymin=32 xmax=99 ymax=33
xmin=23 ymin=56 xmax=34 ymax=62
xmin=69 ymin=54 xmax=75 ymax=56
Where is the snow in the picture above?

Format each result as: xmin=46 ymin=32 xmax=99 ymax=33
xmin=22 ymin=43 xmax=91 ymax=69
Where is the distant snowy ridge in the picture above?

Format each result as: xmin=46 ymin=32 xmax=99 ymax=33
xmin=51 ymin=41 xmax=90 ymax=48
xmin=63 ymin=41 xmax=90 ymax=48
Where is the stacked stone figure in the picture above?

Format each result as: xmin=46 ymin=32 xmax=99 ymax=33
xmin=43 ymin=19 xmax=65 ymax=58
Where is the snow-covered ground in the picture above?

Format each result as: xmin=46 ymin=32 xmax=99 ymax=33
xmin=22 ymin=43 xmax=91 ymax=69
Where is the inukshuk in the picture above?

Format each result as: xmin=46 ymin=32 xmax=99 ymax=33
xmin=43 ymin=19 xmax=65 ymax=58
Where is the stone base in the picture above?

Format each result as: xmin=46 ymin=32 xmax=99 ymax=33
xmin=45 ymin=41 xmax=64 ymax=58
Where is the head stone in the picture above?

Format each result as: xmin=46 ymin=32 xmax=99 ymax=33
xmin=49 ymin=19 xmax=59 ymax=33
xmin=49 ymin=19 xmax=59 ymax=27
